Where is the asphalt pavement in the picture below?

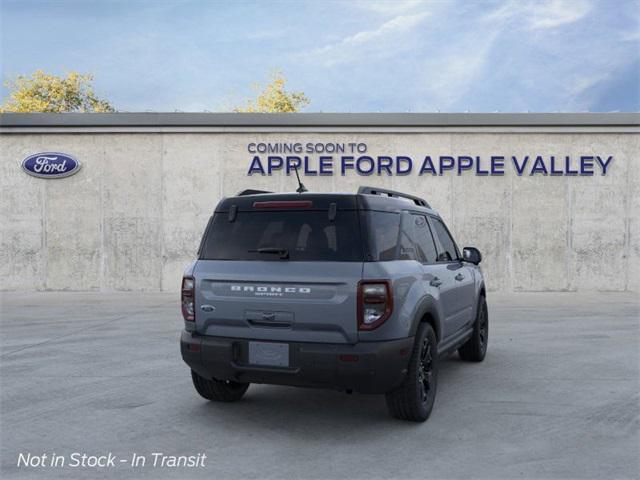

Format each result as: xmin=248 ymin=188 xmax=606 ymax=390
xmin=1 ymin=291 xmax=638 ymax=480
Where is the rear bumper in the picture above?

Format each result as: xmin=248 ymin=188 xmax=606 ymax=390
xmin=181 ymin=331 xmax=413 ymax=394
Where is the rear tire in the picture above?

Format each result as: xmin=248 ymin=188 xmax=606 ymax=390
xmin=191 ymin=370 xmax=249 ymax=402
xmin=458 ymin=294 xmax=488 ymax=362
xmin=385 ymin=323 xmax=438 ymax=422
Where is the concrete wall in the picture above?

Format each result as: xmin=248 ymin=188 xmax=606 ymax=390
xmin=1 ymin=127 xmax=638 ymax=292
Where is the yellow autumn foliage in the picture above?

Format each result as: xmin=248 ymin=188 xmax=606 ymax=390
xmin=235 ymin=72 xmax=309 ymax=113
xmin=1 ymin=70 xmax=115 ymax=113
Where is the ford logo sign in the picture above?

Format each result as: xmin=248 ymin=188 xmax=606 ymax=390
xmin=21 ymin=152 xmax=81 ymax=179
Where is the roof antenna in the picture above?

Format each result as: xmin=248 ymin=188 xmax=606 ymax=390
xmin=293 ymin=163 xmax=308 ymax=193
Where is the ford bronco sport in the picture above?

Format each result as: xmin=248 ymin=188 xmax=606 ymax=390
xmin=180 ymin=186 xmax=487 ymax=422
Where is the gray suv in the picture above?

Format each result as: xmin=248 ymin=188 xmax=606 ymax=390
xmin=180 ymin=186 xmax=488 ymax=422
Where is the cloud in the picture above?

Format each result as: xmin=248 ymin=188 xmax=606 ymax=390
xmin=528 ymin=0 xmax=592 ymax=29
xmin=299 ymin=11 xmax=429 ymax=66
xmin=244 ymin=30 xmax=284 ymax=41
xmin=567 ymin=72 xmax=612 ymax=100
xmin=620 ymin=29 xmax=640 ymax=42
xmin=485 ymin=0 xmax=592 ymax=30
xmin=418 ymin=29 xmax=500 ymax=109
xmin=351 ymin=0 xmax=427 ymax=15
xmin=473 ymin=0 xmax=636 ymax=112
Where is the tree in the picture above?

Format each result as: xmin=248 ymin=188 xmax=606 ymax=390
xmin=1 ymin=70 xmax=115 ymax=113
xmin=234 ymin=72 xmax=309 ymax=113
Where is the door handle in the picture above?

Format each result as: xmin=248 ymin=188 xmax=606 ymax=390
xmin=455 ymin=273 xmax=465 ymax=281
xmin=430 ymin=277 xmax=442 ymax=287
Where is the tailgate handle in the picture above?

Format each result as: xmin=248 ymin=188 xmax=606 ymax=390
xmin=248 ymin=319 xmax=292 ymax=329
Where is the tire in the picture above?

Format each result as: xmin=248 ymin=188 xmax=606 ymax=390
xmin=385 ymin=323 xmax=438 ymax=422
xmin=458 ymin=294 xmax=488 ymax=362
xmin=191 ymin=370 xmax=249 ymax=402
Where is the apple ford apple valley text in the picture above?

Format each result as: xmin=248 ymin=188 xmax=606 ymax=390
xmin=246 ymin=142 xmax=613 ymax=177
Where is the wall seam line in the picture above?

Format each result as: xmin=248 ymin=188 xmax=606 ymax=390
xmin=508 ymin=165 xmax=513 ymax=292
xmin=99 ymin=135 xmax=106 ymax=292
xmin=567 ymin=140 xmax=574 ymax=291
xmin=160 ymin=134 xmax=165 ymax=292
xmin=41 ymin=134 xmax=48 ymax=290
xmin=624 ymin=143 xmax=631 ymax=291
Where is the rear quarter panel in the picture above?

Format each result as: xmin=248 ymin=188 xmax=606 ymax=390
xmin=472 ymin=264 xmax=486 ymax=315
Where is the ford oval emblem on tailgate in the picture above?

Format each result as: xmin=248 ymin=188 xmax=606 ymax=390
xmin=21 ymin=152 xmax=81 ymax=179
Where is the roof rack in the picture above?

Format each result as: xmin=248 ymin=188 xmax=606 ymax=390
xmin=357 ymin=186 xmax=431 ymax=208
xmin=237 ymin=189 xmax=272 ymax=196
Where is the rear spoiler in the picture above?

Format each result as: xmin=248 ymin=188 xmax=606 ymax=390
xmin=237 ymin=189 xmax=272 ymax=196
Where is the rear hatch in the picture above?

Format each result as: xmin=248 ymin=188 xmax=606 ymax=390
xmin=193 ymin=195 xmax=363 ymax=344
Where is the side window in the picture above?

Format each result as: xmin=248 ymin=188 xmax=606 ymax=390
xmin=398 ymin=214 xmax=418 ymax=261
xmin=366 ymin=211 xmax=401 ymax=261
xmin=412 ymin=215 xmax=438 ymax=263
xmin=429 ymin=217 xmax=459 ymax=262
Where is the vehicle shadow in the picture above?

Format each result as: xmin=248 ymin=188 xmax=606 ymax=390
xmin=192 ymin=354 xmax=475 ymax=438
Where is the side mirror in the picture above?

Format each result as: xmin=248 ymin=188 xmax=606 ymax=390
xmin=463 ymin=247 xmax=482 ymax=265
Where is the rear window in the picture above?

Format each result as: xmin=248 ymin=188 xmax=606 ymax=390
xmin=200 ymin=210 xmax=363 ymax=261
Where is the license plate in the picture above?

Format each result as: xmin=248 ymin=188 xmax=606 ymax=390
xmin=248 ymin=342 xmax=289 ymax=367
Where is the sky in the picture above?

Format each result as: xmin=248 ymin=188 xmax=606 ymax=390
xmin=1 ymin=0 xmax=639 ymax=112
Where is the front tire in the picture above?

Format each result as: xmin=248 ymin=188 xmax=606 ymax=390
xmin=191 ymin=370 xmax=249 ymax=402
xmin=385 ymin=323 xmax=438 ymax=422
xmin=458 ymin=294 xmax=488 ymax=362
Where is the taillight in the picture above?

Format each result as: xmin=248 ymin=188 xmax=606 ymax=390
xmin=181 ymin=276 xmax=195 ymax=322
xmin=358 ymin=280 xmax=393 ymax=330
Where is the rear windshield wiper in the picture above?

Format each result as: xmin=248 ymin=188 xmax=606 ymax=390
xmin=248 ymin=247 xmax=290 ymax=259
